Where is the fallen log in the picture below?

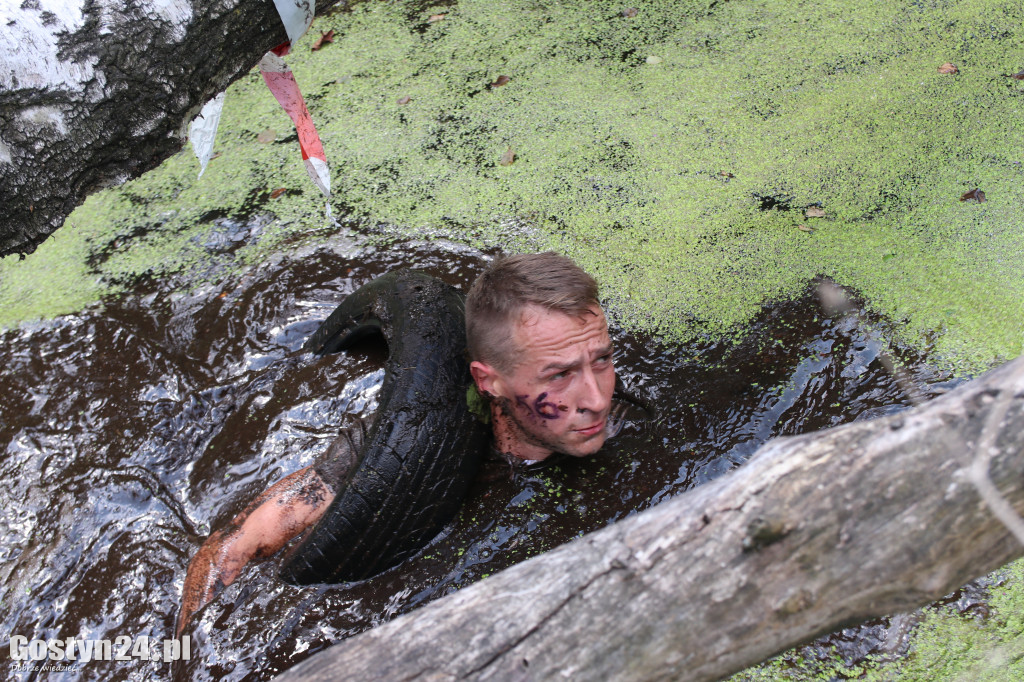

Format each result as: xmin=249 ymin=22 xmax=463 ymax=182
xmin=0 ymin=0 xmax=346 ymax=257
xmin=276 ymin=354 xmax=1024 ymax=681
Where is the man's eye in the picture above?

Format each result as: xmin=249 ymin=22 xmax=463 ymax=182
xmin=551 ymin=370 xmax=569 ymax=380
xmin=595 ymin=354 xmax=613 ymax=366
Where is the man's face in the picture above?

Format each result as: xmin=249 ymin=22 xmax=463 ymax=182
xmin=475 ymin=304 xmax=616 ymax=460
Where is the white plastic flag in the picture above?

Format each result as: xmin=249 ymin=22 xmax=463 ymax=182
xmin=271 ymin=0 xmax=314 ymax=45
xmin=189 ymin=92 xmax=225 ymax=178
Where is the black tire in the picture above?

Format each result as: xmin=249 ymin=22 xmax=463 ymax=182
xmin=279 ymin=270 xmax=488 ymax=584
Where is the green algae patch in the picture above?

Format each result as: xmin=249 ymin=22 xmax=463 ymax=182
xmin=0 ymin=1 xmax=1021 ymax=675
xmin=0 ymin=193 xmax=106 ymax=324
xmin=884 ymin=558 xmax=1024 ymax=681
xmin=2 ymin=0 xmax=1023 ymax=371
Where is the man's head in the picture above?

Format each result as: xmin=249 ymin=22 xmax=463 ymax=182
xmin=466 ymin=252 xmax=616 ymax=461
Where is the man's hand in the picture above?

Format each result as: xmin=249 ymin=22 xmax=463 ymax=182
xmin=176 ymin=466 xmax=335 ymax=637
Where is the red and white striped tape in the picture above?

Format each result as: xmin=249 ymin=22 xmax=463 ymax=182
xmin=190 ymin=0 xmax=331 ymax=210
xmin=259 ymin=51 xmax=330 ymax=197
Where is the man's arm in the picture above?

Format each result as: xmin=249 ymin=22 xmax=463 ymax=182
xmin=176 ymin=466 xmax=334 ymax=636
xmin=177 ymin=422 xmax=367 ymax=636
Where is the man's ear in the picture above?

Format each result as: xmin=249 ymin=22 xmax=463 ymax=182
xmin=470 ymin=360 xmax=506 ymax=399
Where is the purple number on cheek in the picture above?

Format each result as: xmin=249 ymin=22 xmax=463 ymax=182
xmin=534 ymin=392 xmax=561 ymax=419
xmin=515 ymin=393 xmax=562 ymax=420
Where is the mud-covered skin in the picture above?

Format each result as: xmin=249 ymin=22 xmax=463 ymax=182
xmin=177 ymin=465 xmax=335 ymax=636
xmin=279 ymin=270 xmax=488 ymax=584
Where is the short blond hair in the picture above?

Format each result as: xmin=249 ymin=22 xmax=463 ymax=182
xmin=465 ymin=252 xmax=600 ymax=371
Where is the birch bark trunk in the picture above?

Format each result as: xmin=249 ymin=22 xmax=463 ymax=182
xmin=0 ymin=0 xmax=343 ymax=257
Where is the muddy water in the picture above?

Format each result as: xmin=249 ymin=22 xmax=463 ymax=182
xmin=0 ymin=230 xmax=961 ymax=680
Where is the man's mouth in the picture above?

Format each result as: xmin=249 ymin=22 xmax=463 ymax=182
xmin=573 ymin=419 xmax=606 ymax=437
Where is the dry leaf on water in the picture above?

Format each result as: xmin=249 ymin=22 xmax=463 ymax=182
xmin=805 ymin=206 xmax=826 ymax=218
xmin=797 ymin=224 xmax=814 ymax=233
xmin=960 ymin=188 xmax=986 ymax=203
xmin=491 ymin=75 xmax=510 ymax=88
xmin=622 ymin=8 xmax=638 ymax=18
xmin=397 ymin=96 xmax=412 ymax=105
xmin=1007 ymin=69 xmax=1024 ymax=80
xmin=719 ymin=171 xmax=734 ymax=178
xmin=499 ymin=147 xmax=516 ymax=166
xmin=270 ymin=188 xmax=287 ymax=199
xmin=428 ymin=14 xmax=446 ymax=23
xmin=311 ymin=30 xmax=335 ymax=51
xmin=257 ymin=129 xmax=276 ymax=143
xmin=938 ymin=62 xmax=958 ymax=74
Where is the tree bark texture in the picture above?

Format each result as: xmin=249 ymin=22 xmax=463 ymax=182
xmin=276 ymin=355 xmax=1024 ymax=682
xmin=0 ymin=0 xmax=344 ymax=258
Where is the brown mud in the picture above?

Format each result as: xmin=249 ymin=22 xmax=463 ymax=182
xmin=0 ymin=228 xmax=963 ymax=680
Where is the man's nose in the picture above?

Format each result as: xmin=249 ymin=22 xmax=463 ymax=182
xmin=576 ymin=366 xmax=612 ymax=414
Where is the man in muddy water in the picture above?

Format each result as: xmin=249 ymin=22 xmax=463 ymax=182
xmin=177 ymin=252 xmax=617 ymax=634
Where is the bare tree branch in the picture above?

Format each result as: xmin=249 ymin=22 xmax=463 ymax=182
xmin=274 ymin=354 xmax=1024 ymax=682
xmin=970 ymin=362 xmax=1024 ymax=546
